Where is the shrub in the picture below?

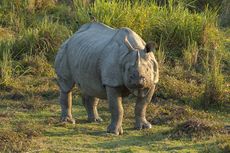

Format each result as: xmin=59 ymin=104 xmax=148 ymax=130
xmin=200 ymin=23 xmax=225 ymax=107
xmin=27 ymin=0 xmax=57 ymax=11
xmin=183 ymin=41 xmax=199 ymax=70
xmin=46 ymin=4 xmax=76 ymax=29
xmin=21 ymin=54 xmax=55 ymax=77
xmin=158 ymin=74 xmax=203 ymax=103
xmin=155 ymin=0 xmax=223 ymax=12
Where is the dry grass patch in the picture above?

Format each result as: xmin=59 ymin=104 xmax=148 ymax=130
xmin=0 ymin=130 xmax=31 ymax=152
xmin=21 ymin=54 xmax=55 ymax=77
xmin=147 ymin=103 xmax=192 ymax=125
xmin=0 ymin=27 xmax=14 ymax=41
xmin=170 ymin=119 xmax=227 ymax=139
xmin=0 ymin=110 xmax=14 ymax=118
xmin=158 ymin=75 xmax=203 ymax=102
xmin=43 ymin=115 xmax=60 ymax=126
xmin=0 ymin=111 xmax=15 ymax=124
xmin=217 ymin=140 xmax=230 ymax=153
xmin=1 ymin=91 xmax=26 ymax=101
xmin=14 ymin=121 xmax=44 ymax=139
xmin=20 ymin=97 xmax=50 ymax=111
xmin=0 ymin=120 xmax=45 ymax=152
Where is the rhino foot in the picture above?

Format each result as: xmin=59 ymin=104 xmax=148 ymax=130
xmin=88 ymin=117 xmax=103 ymax=123
xmin=135 ymin=120 xmax=152 ymax=130
xmin=61 ymin=116 xmax=76 ymax=124
xmin=107 ymin=124 xmax=123 ymax=135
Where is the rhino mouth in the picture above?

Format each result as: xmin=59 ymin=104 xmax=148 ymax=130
xmin=129 ymin=88 xmax=150 ymax=97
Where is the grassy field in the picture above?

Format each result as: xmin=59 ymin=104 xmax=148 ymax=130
xmin=0 ymin=75 xmax=229 ymax=152
xmin=0 ymin=0 xmax=229 ymax=152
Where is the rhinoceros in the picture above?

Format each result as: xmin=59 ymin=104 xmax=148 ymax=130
xmin=54 ymin=22 xmax=159 ymax=135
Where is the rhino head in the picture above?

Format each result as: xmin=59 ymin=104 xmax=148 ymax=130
xmin=122 ymin=37 xmax=159 ymax=97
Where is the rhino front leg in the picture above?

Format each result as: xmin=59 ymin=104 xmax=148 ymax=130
xmin=60 ymin=91 xmax=75 ymax=124
xmin=82 ymin=95 xmax=103 ymax=123
xmin=106 ymin=86 xmax=124 ymax=135
xmin=135 ymin=85 xmax=155 ymax=130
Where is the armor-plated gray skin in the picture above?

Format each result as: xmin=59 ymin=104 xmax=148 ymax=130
xmin=55 ymin=22 xmax=159 ymax=135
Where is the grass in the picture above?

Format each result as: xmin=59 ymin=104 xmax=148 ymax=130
xmin=0 ymin=0 xmax=229 ymax=152
xmin=0 ymin=76 xmax=229 ymax=152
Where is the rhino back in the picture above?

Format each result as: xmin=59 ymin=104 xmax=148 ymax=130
xmin=55 ymin=22 xmax=146 ymax=98
xmin=66 ymin=23 xmax=119 ymax=98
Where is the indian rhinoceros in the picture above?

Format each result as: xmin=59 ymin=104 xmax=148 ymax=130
xmin=54 ymin=22 xmax=159 ymax=135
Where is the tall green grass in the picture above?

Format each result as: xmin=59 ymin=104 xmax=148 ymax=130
xmin=201 ymin=23 xmax=225 ymax=107
xmin=0 ymin=0 xmax=228 ymax=107
xmin=74 ymin=0 xmax=221 ymax=62
xmin=0 ymin=41 xmax=13 ymax=85
xmin=12 ymin=18 xmax=71 ymax=59
xmin=0 ymin=0 xmax=72 ymax=85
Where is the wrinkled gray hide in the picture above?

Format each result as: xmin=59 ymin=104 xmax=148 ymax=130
xmin=55 ymin=22 xmax=159 ymax=135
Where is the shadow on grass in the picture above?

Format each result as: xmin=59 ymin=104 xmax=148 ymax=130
xmin=43 ymin=130 xmax=78 ymax=137
xmin=75 ymin=118 xmax=90 ymax=124
xmin=90 ymin=134 xmax=219 ymax=152
xmin=154 ymin=142 xmax=205 ymax=152
xmin=37 ymin=90 xmax=59 ymax=100
xmin=91 ymin=131 xmax=167 ymax=149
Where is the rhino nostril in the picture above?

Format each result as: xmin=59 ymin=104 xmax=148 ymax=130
xmin=137 ymin=83 xmax=144 ymax=88
xmin=130 ymin=75 xmax=134 ymax=79
xmin=130 ymin=73 xmax=137 ymax=79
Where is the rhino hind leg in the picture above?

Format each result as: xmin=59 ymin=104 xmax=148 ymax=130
xmin=82 ymin=95 xmax=103 ymax=123
xmin=60 ymin=90 xmax=75 ymax=124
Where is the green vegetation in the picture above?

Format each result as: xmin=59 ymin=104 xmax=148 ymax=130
xmin=0 ymin=0 xmax=229 ymax=152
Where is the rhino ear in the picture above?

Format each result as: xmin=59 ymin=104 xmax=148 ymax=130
xmin=145 ymin=41 xmax=158 ymax=53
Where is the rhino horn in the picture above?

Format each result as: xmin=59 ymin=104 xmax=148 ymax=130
xmin=124 ymin=36 xmax=136 ymax=51
xmin=136 ymin=51 xmax=140 ymax=66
